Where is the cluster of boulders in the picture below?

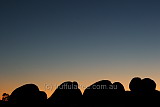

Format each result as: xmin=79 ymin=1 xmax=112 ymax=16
xmin=1 ymin=77 xmax=159 ymax=106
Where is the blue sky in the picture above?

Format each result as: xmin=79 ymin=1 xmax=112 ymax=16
xmin=1 ymin=0 xmax=160 ymax=97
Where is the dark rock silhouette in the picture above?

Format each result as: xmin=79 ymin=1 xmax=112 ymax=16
xmin=127 ymin=77 xmax=143 ymax=97
xmin=1 ymin=77 xmax=160 ymax=106
xmin=83 ymin=80 xmax=112 ymax=96
xmin=126 ymin=77 xmax=160 ymax=106
xmin=83 ymin=80 xmax=125 ymax=106
xmin=48 ymin=81 xmax=82 ymax=106
xmin=37 ymin=91 xmax=47 ymax=104
xmin=112 ymin=82 xmax=125 ymax=96
xmin=129 ymin=77 xmax=142 ymax=93
xmin=129 ymin=77 xmax=158 ymax=96
xmin=141 ymin=78 xmax=156 ymax=93
xmin=8 ymin=84 xmax=47 ymax=104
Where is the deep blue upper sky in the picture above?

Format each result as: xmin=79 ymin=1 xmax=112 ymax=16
xmin=1 ymin=0 xmax=160 ymax=96
xmin=1 ymin=0 xmax=160 ymax=63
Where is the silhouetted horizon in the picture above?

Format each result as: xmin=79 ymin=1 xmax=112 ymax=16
xmin=1 ymin=77 xmax=160 ymax=106
xmin=1 ymin=0 xmax=160 ymax=106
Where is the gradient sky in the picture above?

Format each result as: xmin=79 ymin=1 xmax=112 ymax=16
xmin=1 ymin=0 xmax=160 ymax=98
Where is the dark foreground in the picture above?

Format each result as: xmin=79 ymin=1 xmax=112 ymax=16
xmin=1 ymin=77 xmax=160 ymax=106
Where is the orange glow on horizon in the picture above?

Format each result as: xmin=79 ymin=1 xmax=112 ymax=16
xmin=1 ymin=78 xmax=160 ymax=99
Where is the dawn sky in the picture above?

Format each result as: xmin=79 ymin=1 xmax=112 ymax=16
xmin=1 ymin=0 xmax=160 ymax=98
